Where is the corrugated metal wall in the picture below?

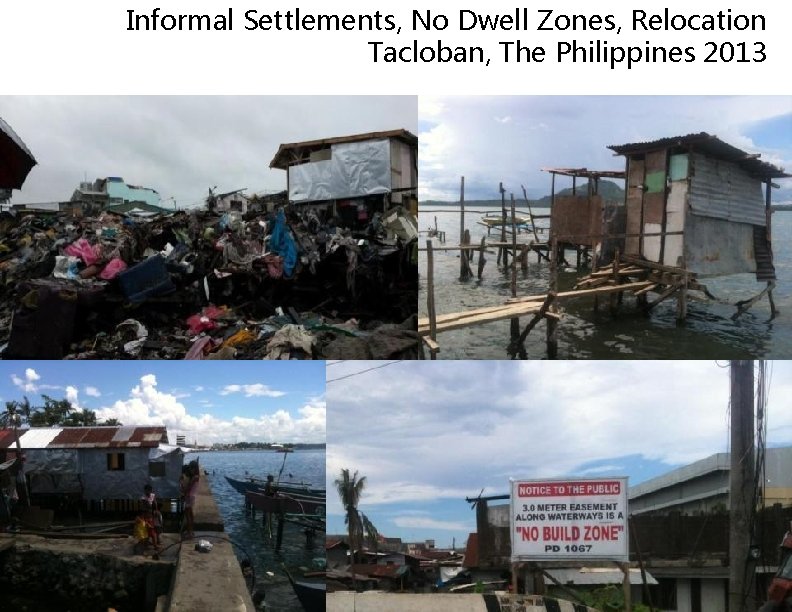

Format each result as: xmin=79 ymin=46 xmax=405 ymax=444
xmin=689 ymin=154 xmax=766 ymax=226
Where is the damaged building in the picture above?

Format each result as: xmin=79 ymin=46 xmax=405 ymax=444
xmin=0 ymin=126 xmax=420 ymax=360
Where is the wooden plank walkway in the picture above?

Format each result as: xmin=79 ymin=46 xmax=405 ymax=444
xmin=418 ymin=280 xmax=653 ymax=336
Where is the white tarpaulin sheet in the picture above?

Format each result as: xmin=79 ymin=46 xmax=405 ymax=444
xmin=289 ymin=139 xmax=391 ymax=203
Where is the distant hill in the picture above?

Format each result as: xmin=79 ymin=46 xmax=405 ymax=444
xmin=422 ymin=180 xmax=625 ymax=208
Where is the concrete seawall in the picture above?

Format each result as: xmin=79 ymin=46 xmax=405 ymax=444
xmin=328 ymin=592 xmax=595 ymax=612
xmin=167 ymin=475 xmax=256 ymax=612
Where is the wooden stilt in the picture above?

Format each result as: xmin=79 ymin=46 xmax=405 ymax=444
xmin=459 ymin=177 xmax=471 ymax=281
xmin=547 ymin=236 xmax=559 ymax=359
xmin=477 ymin=236 xmax=486 ymax=279
xmin=426 ymin=240 xmax=438 ymax=359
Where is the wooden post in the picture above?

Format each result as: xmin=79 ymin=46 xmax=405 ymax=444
xmin=729 ymin=360 xmax=756 ymax=612
xmin=276 ymin=513 xmax=285 ymax=550
xmin=500 ymin=182 xmax=508 ymax=268
xmin=610 ymin=248 xmax=621 ymax=315
xmin=426 ymin=240 xmax=438 ymax=360
xmin=510 ymin=193 xmax=519 ymax=356
xmin=619 ymin=562 xmax=632 ymax=611
xmin=520 ymin=244 xmax=529 ymax=272
xmin=477 ymin=235 xmax=486 ymax=279
xmin=547 ymin=236 xmax=559 ymax=359
xmin=511 ymin=561 xmax=519 ymax=595
xmin=459 ymin=177 xmax=468 ymax=280
xmin=677 ymin=271 xmax=688 ymax=322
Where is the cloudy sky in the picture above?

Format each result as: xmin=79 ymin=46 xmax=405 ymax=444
xmin=420 ymin=96 xmax=792 ymax=203
xmin=0 ymin=361 xmax=325 ymax=445
xmin=1 ymin=95 xmax=416 ymax=206
xmin=326 ymin=360 xmax=792 ymax=548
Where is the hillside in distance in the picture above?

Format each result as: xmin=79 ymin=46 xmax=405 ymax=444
xmin=422 ymin=180 xmax=625 ymax=208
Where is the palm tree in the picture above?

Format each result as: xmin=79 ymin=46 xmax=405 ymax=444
xmin=335 ymin=468 xmax=366 ymax=586
xmin=361 ymin=512 xmax=380 ymax=556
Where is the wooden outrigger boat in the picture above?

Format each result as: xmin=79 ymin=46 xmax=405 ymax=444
xmin=225 ymin=475 xmax=326 ymax=499
xmin=479 ymin=211 xmax=532 ymax=228
xmin=245 ymin=490 xmax=326 ymax=516
xmin=283 ymin=565 xmax=326 ymax=612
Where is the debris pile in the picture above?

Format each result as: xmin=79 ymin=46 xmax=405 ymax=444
xmin=0 ymin=202 xmax=420 ymax=359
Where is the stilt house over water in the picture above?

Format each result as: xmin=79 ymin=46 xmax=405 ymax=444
xmin=608 ymin=132 xmax=790 ymax=282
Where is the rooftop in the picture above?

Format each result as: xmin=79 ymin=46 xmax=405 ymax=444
xmin=608 ymin=132 xmax=790 ymax=180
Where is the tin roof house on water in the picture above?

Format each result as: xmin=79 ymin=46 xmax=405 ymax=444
xmin=553 ymin=133 xmax=792 ymax=321
xmin=0 ymin=426 xmax=184 ymax=507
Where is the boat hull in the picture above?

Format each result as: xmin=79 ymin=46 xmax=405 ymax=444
xmin=245 ymin=491 xmax=325 ymax=515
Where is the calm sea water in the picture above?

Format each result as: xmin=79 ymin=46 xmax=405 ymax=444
xmin=190 ymin=450 xmax=325 ymax=612
xmin=419 ymin=208 xmax=792 ymax=359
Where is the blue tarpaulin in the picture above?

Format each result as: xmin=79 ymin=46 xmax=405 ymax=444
xmin=270 ymin=209 xmax=298 ymax=277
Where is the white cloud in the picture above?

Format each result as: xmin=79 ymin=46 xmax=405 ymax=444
xmin=327 ymin=361 xmax=792 ymax=516
xmin=65 ymin=385 xmax=80 ymax=410
xmin=84 ymin=386 xmax=101 ymax=398
xmin=392 ymin=516 xmax=473 ymax=532
xmin=95 ymin=375 xmax=323 ymax=444
xmin=11 ymin=368 xmax=42 ymax=393
xmin=220 ymin=383 xmax=286 ymax=398
xmin=194 ymin=386 xmax=204 ymax=392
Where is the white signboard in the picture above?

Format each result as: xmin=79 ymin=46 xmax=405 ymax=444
xmin=510 ymin=477 xmax=629 ymax=561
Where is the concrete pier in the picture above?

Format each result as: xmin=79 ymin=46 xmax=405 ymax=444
xmin=168 ymin=475 xmax=255 ymax=611
xmin=327 ymin=592 xmax=596 ymax=612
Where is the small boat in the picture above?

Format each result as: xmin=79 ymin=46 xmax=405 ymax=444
xmin=246 ymin=490 xmax=325 ymax=516
xmin=480 ymin=211 xmax=532 ymax=228
xmin=225 ymin=475 xmax=326 ymax=499
xmin=283 ymin=565 xmax=326 ymax=612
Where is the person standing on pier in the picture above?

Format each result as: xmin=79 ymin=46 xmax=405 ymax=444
xmin=181 ymin=461 xmax=199 ymax=539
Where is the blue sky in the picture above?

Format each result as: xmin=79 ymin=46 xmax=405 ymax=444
xmin=326 ymin=360 xmax=792 ymax=549
xmin=420 ymin=96 xmax=792 ymax=203
xmin=0 ymin=361 xmax=325 ymax=445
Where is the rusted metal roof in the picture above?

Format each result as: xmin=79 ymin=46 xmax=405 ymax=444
xmin=11 ymin=426 xmax=167 ymax=449
xmin=270 ymin=129 xmax=418 ymax=169
xmin=608 ymin=133 xmax=790 ymax=180
xmin=0 ymin=429 xmax=19 ymax=449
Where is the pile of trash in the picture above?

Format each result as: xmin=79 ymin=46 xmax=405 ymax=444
xmin=0 ymin=203 xmax=420 ymax=359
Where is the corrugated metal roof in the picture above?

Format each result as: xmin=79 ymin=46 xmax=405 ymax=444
xmin=542 ymin=167 xmax=626 ymax=179
xmin=0 ymin=430 xmax=18 ymax=449
xmin=18 ymin=428 xmax=63 ymax=449
xmin=11 ymin=427 xmax=167 ymax=449
xmin=608 ymin=133 xmax=790 ymax=180
xmin=270 ymin=129 xmax=417 ymax=169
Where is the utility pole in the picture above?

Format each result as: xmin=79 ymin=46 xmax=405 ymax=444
xmin=729 ymin=360 xmax=755 ymax=612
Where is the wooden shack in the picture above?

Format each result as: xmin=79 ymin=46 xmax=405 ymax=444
xmin=608 ymin=132 xmax=789 ymax=281
xmin=544 ymin=167 xmax=626 ymax=267
xmin=269 ymin=129 xmax=418 ymax=222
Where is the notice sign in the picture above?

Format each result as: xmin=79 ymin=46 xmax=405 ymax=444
xmin=510 ymin=477 xmax=629 ymax=561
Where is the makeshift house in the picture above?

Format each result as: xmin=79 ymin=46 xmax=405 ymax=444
xmin=608 ymin=133 xmax=790 ymax=280
xmin=213 ymin=188 xmax=250 ymax=214
xmin=0 ymin=426 xmax=183 ymax=504
xmin=269 ymin=129 xmax=418 ymax=228
xmin=544 ymin=167 xmax=626 ymax=266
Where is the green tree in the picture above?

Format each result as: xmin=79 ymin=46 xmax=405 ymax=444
xmin=101 ymin=418 xmax=123 ymax=426
xmin=335 ymin=468 xmax=366 ymax=585
xmin=361 ymin=512 xmax=380 ymax=556
xmin=1 ymin=398 xmax=32 ymax=429
xmin=28 ymin=395 xmax=74 ymax=427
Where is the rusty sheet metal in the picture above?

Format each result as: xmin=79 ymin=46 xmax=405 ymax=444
xmin=551 ymin=194 xmax=602 ymax=247
xmin=0 ymin=430 xmax=18 ymax=449
xmin=608 ymin=132 xmax=791 ymax=180
xmin=643 ymin=192 xmax=665 ymax=225
xmin=625 ymin=159 xmax=644 ymax=255
xmin=685 ymin=214 xmax=755 ymax=277
xmin=129 ymin=427 xmax=168 ymax=446
xmin=689 ymin=154 xmax=766 ymax=227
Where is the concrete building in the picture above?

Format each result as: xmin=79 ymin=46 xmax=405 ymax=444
xmin=629 ymin=446 xmax=792 ymax=516
xmin=71 ymin=176 xmax=161 ymax=209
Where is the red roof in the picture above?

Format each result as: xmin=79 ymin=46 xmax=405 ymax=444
xmin=25 ymin=426 xmax=168 ymax=449
xmin=326 ymin=538 xmax=348 ymax=550
xmin=463 ymin=533 xmax=478 ymax=568
xmin=351 ymin=564 xmax=402 ymax=579
xmin=0 ymin=430 xmax=18 ymax=449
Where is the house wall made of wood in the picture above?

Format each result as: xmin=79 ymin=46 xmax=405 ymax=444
xmin=624 ymin=149 xmax=767 ymax=277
